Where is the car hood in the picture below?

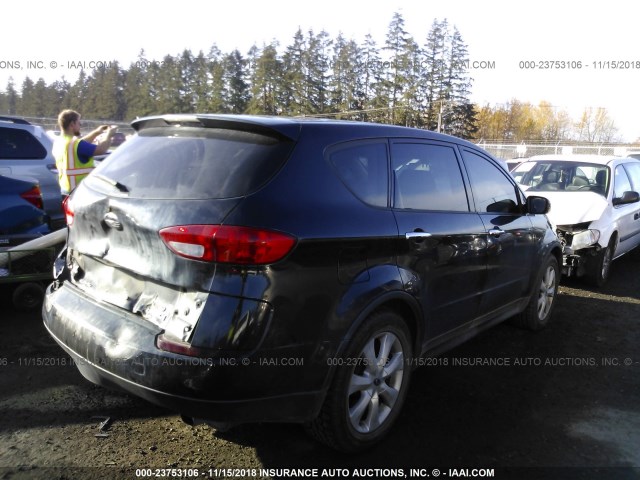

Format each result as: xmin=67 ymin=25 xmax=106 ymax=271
xmin=525 ymin=191 xmax=608 ymax=225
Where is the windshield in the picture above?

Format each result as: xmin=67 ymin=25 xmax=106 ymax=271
xmin=513 ymin=161 xmax=610 ymax=196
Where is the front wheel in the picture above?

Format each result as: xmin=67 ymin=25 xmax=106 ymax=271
xmin=306 ymin=310 xmax=412 ymax=452
xmin=585 ymin=237 xmax=615 ymax=287
xmin=512 ymin=255 xmax=559 ymax=331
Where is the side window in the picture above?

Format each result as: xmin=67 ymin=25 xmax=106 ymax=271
xmin=614 ymin=164 xmax=633 ymax=199
xmin=0 ymin=127 xmax=47 ymax=160
xmin=462 ymin=149 xmax=520 ymax=214
xmin=391 ymin=143 xmax=468 ymax=211
xmin=623 ymin=162 xmax=640 ymax=192
xmin=328 ymin=142 xmax=388 ymax=207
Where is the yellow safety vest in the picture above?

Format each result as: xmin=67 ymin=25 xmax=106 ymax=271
xmin=54 ymin=135 xmax=95 ymax=193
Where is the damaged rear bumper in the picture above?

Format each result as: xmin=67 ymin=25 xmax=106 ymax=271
xmin=42 ymin=282 xmax=325 ymax=424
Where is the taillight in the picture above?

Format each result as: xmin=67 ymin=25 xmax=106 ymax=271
xmin=62 ymin=196 xmax=74 ymax=226
xmin=159 ymin=225 xmax=296 ymax=265
xmin=20 ymin=186 xmax=44 ymax=210
xmin=156 ymin=333 xmax=207 ymax=357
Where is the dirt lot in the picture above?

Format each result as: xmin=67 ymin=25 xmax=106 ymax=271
xmin=1 ymin=250 xmax=639 ymax=480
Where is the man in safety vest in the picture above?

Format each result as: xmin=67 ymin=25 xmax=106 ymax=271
xmin=53 ymin=109 xmax=118 ymax=198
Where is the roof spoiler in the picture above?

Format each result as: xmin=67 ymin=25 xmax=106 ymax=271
xmin=131 ymin=114 xmax=300 ymax=141
xmin=0 ymin=116 xmax=31 ymax=125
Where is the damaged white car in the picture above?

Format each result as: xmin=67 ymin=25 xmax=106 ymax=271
xmin=513 ymin=155 xmax=640 ymax=286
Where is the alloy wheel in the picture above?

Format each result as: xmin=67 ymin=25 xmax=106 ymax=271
xmin=347 ymin=331 xmax=405 ymax=434
xmin=537 ymin=264 xmax=557 ymax=320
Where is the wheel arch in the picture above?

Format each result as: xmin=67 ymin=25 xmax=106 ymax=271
xmin=322 ymin=290 xmax=422 ymax=393
xmin=532 ymin=239 xmax=562 ymax=294
xmin=607 ymin=229 xmax=619 ymax=256
xmin=343 ymin=291 xmax=422 ymax=358
xmin=307 ymin=291 xmax=421 ymax=451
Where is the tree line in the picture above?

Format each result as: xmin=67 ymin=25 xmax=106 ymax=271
xmin=0 ymin=12 xmax=621 ymax=142
xmin=477 ymin=101 xmax=620 ymax=143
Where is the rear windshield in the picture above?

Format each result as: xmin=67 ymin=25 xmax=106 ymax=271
xmin=88 ymin=127 xmax=294 ymax=199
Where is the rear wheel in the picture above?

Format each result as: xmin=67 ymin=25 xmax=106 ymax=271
xmin=513 ymin=255 xmax=559 ymax=331
xmin=585 ymin=237 xmax=615 ymax=287
xmin=12 ymin=282 xmax=45 ymax=311
xmin=306 ymin=309 xmax=412 ymax=452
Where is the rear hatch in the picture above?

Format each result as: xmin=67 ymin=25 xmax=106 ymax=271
xmin=64 ymin=115 xmax=297 ymax=339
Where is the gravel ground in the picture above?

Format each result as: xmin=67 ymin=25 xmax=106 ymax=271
xmin=0 ymin=249 xmax=639 ymax=480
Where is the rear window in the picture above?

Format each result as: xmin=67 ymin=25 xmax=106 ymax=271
xmin=88 ymin=127 xmax=294 ymax=199
xmin=0 ymin=127 xmax=47 ymax=160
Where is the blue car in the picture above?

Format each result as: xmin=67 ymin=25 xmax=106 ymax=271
xmin=0 ymin=174 xmax=51 ymax=247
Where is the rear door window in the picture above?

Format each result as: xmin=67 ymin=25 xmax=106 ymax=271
xmin=391 ymin=143 xmax=469 ymax=212
xmin=89 ymin=127 xmax=294 ymax=199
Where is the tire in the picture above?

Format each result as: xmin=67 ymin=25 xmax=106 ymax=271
xmin=306 ymin=309 xmax=413 ymax=452
xmin=513 ymin=255 xmax=559 ymax=331
xmin=585 ymin=237 xmax=615 ymax=287
xmin=12 ymin=282 xmax=45 ymax=311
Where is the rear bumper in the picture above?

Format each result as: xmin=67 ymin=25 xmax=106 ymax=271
xmin=42 ymin=282 xmax=326 ymax=424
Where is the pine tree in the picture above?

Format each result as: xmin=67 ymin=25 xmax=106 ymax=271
xmin=303 ymin=29 xmax=332 ymax=114
xmin=282 ymin=28 xmax=307 ymax=116
xmin=29 ymin=79 xmax=48 ymax=117
xmin=19 ymin=78 xmax=37 ymax=116
xmin=153 ymin=54 xmax=184 ymax=114
xmin=178 ymin=49 xmax=196 ymax=112
xmin=421 ymin=19 xmax=448 ymax=131
xmin=360 ymin=34 xmax=387 ymax=123
xmin=3 ymin=78 xmax=19 ymax=115
xmin=83 ymin=62 xmax=125 ymax=120
xmin=444 ymin=26 xmax=476 ymax=138
xmin=223 ymin=49 xmax=249 ymax=113
xmin=247 ymin=42 xmax=283 ymax=115
xmin=191 ymin=50 xmax=212 ymax=112
xmin=400 ymin=37 xmax=422 ymax=127
xmin=206 ymin=45 xmax=226 ymax=113
xmin=67 ymin=70 xmax=87 ymax=113
xmin=329 ymin=34 xmax=363 ymax=118
xmin=124 ymin=51 xmax=156 ymax=120
xmin=48 ymin=79 xmax=71 ymax=118
xmin=383 ymin=12 xmax=415 ymax=125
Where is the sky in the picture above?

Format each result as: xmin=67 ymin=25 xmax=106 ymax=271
xmin=2 ymin=0 xmax=639 ymax=141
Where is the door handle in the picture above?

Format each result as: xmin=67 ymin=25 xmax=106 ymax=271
xmin=405 ymin=231 xmax=432 ymax=240
xmin=635 ymin=213 xmax=640 ymax=220
xmin=489 ymin=227 xmax=505 ymax=237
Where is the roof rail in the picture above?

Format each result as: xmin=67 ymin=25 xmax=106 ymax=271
xmin=0 ymin=116 xmax=31 ymax=125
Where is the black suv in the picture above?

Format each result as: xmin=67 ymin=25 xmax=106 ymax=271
xmin=43 ymin=115 xmax=561 ymax=452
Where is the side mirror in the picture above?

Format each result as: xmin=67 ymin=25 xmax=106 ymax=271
xmin=526 ymin=195 xmax=551 ymax=214
xmin=612 ymin=191 xmax=640 ymax=206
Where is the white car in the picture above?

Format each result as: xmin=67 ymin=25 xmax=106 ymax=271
xmin=512 ymin=154 xmax=640 ymax=286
